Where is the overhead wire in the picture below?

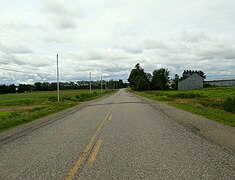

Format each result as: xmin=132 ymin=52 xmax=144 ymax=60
xmin=0 ymin=27 xmax=81 ymax=83
xmin=0 ymin=67 xmax=54 ymax=76
xmin=0 ymin=27 xmax=56 ymax=54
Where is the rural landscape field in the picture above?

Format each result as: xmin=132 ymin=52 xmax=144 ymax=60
xmin=134 ymin=86 xmax=235 ymax=127
xmin=0 ymin=89 xmax=114 ymax=131
xmin=1 ymin=1 xmax=235 ymax=179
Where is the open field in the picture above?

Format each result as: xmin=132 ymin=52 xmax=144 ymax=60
xmin=133 ymin=86 xmax=235 ymax=127
xmin=0 ymin=89 xmax=115 ymax=131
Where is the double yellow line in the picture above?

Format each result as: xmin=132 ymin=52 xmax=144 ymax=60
xmin=66 ymin=105 xmax=115 ymax=180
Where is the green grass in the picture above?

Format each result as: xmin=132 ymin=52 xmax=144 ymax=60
xmin=132 ymin=86 xmax=235 ymax=127
xmin=0 ymin=89 xmax=115 ymax=131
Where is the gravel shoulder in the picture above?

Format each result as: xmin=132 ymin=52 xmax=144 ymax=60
xmin=131 ymin=91 xmax=235 ymax=152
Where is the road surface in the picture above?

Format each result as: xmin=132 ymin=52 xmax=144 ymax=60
xmin=0 ymin=89 xmax=234 ymax=179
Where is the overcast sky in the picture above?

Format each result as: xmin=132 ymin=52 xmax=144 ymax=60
xmin=0 ymin=0 xmax=235 ymax=84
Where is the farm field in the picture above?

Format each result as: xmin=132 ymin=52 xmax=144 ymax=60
xmin=133 ymin=86 xmax=235 ymax=127
xmin=0 ymin=89 xmax=115 ymax=131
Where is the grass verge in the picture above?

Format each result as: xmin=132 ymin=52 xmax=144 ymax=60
xmin=131 ymin=87 xmax=235 ymax=127
xmin=0 ymin=89 xmax=115 ymax=132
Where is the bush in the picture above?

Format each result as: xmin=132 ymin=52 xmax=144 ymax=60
xmin=76 ymin=93 xmax=95 ymax=102
xmin=62 ymin=96 xmax=71 ymax=101
xmin=223 ymin=97 xmax=235 ymax=113
xmin=48 ymin=96 xmax=57 ymax=102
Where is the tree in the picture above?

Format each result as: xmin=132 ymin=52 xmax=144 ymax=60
xmin=0 ymin=85 xmax=8 ymax=94
xmin=18 ymin=84 xmax=32 ymax=93
xmin=182 ymin=70 xmax=206 ymax=80
xmin=42 ymin=82 xmax=51 ymax=91
xmin=172 ymin=74 xmax=180 ymax=90
xmin=128 ymin=63 xmax=150 ymax=91
xmin=151 ymin=68 xmax=170 ymax=90
xmin=136 ymin=76 xmax=151 ymax=91
xmin=8 ymin=84 xmax=16 ymax=93
xmin=118 ymin=80 xmax=126 ymax=88
xmin=34 ymin=82 xmax=42 ymax=91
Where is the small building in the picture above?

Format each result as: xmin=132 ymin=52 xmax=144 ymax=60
xmin=178 ymin=73 xmax=204 ymax=90
xmin=204 ymin=78 xmax=235 ymax=86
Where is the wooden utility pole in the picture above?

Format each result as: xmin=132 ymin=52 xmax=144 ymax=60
xmin=89 ymin=72 xmax=92 ymax=93
xmin=101 ymin=73 xmax=103 ymax=93
xmin=57 ymin=54 xmax=60 ymax=102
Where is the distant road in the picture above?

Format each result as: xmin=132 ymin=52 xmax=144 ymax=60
xmin=0 ymin=89 xmax=234 ymax=179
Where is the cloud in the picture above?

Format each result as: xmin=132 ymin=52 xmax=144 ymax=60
xmin=0 ymin=0 xmax=235 ymax=84
xmin=113 ymin=44 xmax=143 ymax=54
xmin=179 ymin=31 xmax=208 ymax=43
xmin=68 ymin=46 xmax=130 ymax=62
xmin=143 ymin=39 xmax=169 ymax=50
xmin=0 ymin=42 xmax=33 ymax=55
xmin=194 ymin=37 xmax=235 ymax=60
xmin=42 ymin=0 xmax=84 ymax=30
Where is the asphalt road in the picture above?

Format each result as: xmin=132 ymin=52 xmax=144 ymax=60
xmin=0 ymin=89 xmax=234 ymax=179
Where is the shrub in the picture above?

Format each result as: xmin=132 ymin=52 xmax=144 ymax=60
xmin=48 ymin=96 xmax=57 ymax=102
xmin=223 ymin=97 xmax=235 ymax=113
xmin=62 ymin=96 xmax=71 ymax=101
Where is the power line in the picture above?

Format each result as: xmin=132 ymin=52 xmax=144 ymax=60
xmin=0 ymin=27 xmax=56 ymax=54
xmin=0 ymin=67 xmax=78 ymax=82
xmin=0 ymin=67 xmax=54 ymax=76
xmin=0 ymin=67 xmax=33 ymax=74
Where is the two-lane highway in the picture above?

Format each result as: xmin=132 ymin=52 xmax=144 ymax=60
xmin=0 ymin=89 xmax=234 ymax=179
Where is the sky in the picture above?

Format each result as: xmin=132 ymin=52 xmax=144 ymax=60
xmin=0 ymin=0 xmax=235 ymax=84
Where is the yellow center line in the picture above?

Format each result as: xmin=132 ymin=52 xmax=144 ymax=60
xmin=88 ymin=139 xmax=103 ymax=167
xmin=66 ymin=105 xmax=115 ymax=180
xmin=108 ymin=114 xmax=113 ymax=121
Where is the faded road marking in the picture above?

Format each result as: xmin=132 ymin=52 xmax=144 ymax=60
xmin=66 ymin=105 xmax=115 ymax=180
xmin=88 ymin=139 xmax=103 ymax=167
xmin=108 ymin=114 xmax=112 ymax=121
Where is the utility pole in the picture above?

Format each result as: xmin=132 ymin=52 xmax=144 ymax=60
xmin=57 ymin=53 xmax=60 ymax=102
xmin=101 ymin=73 xmax=103 ymax=93
xmin=89 ymin=72 xmax=92 ymax=93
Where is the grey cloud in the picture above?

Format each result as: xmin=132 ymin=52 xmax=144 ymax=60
xmin=0 ymin=43 xmax=33 ymax=55
xmin=179 ymin=31 xmax=208 ymax=43
xmin=196 ymin=45 xmax=235 ymax=60
xmin=43 ymin=0 xmax=84 ymax=30
xmin=103 ymin=65 xmax=130 ymax=73
xmin=44 ymin=0 xmax=70 ymax=15
xmin=12 ymin=46 xmax=33 ymax=54
xmin=225 ymin=56 xmax=235 ymax=60
xmin=143 ymin=39 xmax=169 ymax=50
xmin=1 ymin=54 xmax=20 ymax=65
xmin=201 ymin=56 xmax=215 ymax=60
xmin=43 ymin=35 xmax=72 ymax=43
xmin=69 ymin=47 xmax=129 ymax=61
xmin=113 ymin=44 xmax=143 ymax=54
xmin=52 ymin=16 xmax=77 ymax=30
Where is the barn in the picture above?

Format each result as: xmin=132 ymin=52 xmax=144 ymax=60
xmin=178 ymin=73 xmax=204 ymax=90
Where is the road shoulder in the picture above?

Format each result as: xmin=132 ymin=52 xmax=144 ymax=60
xmin=129 ymin=90 xmax=235 ymax=152
xmin=0 ymin=93 xmax=114 ymax=147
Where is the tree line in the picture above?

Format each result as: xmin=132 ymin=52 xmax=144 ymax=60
xmin=0 ymin=80 xmax=127 ymax=94
xmin=128 ymin=63 xmax=170 ymax=91
xmin=128 ymin=63 xmax=206 ymax=91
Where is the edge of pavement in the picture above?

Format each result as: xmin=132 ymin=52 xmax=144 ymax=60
xmin=0 ymin=92 xmax=116 ymax=147
xmin=129 ymin=90 xmax=235 ymax=153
